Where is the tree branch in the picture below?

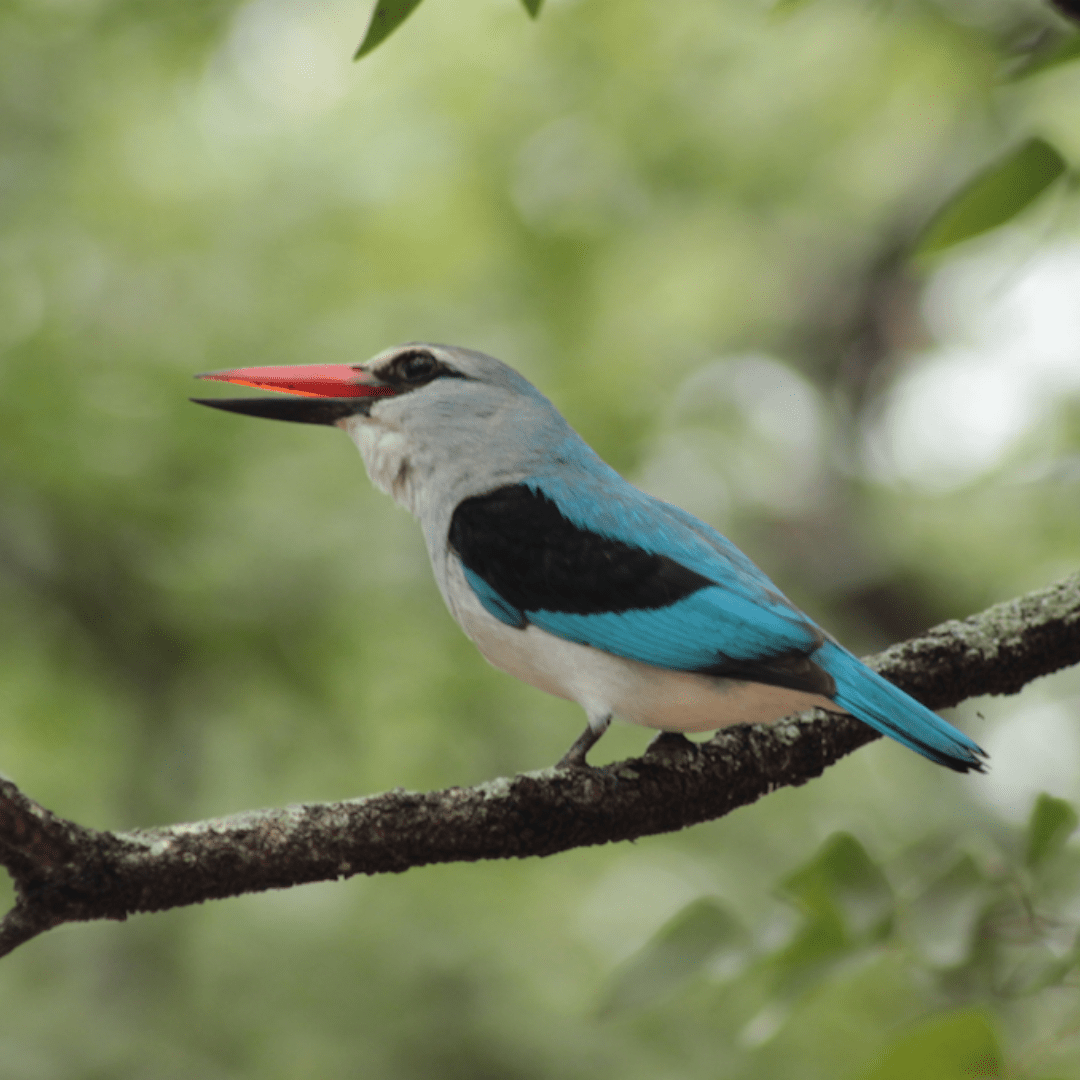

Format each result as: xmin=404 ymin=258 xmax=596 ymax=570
xmin=2 ymin=573 xmax=1079 ymax=959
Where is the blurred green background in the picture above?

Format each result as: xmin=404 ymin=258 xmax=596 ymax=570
xmin=2 ymin=0 xmax=1080 ymax=1075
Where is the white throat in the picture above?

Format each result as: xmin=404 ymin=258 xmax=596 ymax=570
xmin=345 ymin=417 xmax=430 ymax=517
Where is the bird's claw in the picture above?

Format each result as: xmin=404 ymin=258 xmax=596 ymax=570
xmin=556 ymin=725 xmax=604 ymax=770
xmin=556 ymin=748 xmax=593 ymax=770
xmin=644 ymin=731 xmax=697 ymax=763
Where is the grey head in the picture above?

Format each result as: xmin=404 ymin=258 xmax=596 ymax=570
xmin=194 ymin=342 xmax=591 ymax=525
xmin=339 ymin=344 xmax=583 ymax=522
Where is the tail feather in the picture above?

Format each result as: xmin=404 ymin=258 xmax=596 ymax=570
xmin=815 ymin=641 xmax=987 ymax=773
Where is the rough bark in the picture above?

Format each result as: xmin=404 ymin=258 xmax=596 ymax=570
xmin=1 ymin=572 xmax=1078 ymax=959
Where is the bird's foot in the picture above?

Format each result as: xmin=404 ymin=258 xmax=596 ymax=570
xmin=644 ymin=730 xmax=698 ymax=763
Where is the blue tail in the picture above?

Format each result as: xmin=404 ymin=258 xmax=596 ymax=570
xmin=815 ymin=641 xmax=986 ymax=773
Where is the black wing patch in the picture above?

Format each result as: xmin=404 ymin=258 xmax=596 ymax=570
xmin=448 ymin=484 xmax=836 ymax=698
xmin=448 ymin=484 xmax=714 ymax=615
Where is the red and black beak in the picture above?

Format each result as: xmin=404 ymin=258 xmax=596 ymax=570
xmin=191 ymin=364 xmax=396 ymax=425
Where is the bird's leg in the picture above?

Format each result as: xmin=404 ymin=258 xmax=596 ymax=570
xmin=557 ymin=714 xmax=611 ymax=770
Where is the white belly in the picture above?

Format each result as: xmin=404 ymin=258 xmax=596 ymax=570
xmin=443 ymin=559 xmax=841 ymax=733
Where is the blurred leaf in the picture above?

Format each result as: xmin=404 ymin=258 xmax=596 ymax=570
xmin=780 ymin=833 xmax=894 ymax=941
xmin=598 ymin=898 xmax=750 ymax=1015
xmin=904 ymin=855 xmax=991 ymax=968
xmin=858 ymin=1009 xmax=1001 ymax=1080
xmin=1026 ymin=794 xmax=1078 ymax=868
xmin=766 ymin=835 xmax=893 ymax=999
xmin=354 ymin=0 xmax=425 ymax=59
xmin=1004 ymin=943 xmax=1080 ymax=996
xmin=1010 ymin=34 xmax=1080 ymax=80
xmin=770 ymin=0 xmax=818 ymax=16
xmin=770 ymin=904 xmax=849 ymax=996
xmin=520 ymin=0 xmax=544 ymax=17
xmin=916 ymin=138 xmax=1068 ymax=255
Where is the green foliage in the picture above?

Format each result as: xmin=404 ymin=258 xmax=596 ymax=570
xmin=769 ymin=0 xmax=820 ymax=17
xmin=1027 ymin=793 xmax=1078 ymax=868
xmin=781 ymin=832 xmax=894 ymax=943
xmin=354 ymin=0 xmax=427 ymax=59
xmin=619 ymin=801 xmax=1080 ymax=1076
xmin=770 ymin=833 xmax=893 ymax=996
xmin=904 ymin=854 xmax=991 ymax=968
xmin=1010 ymin=33 xmax=1080 ymax=81
xmin=355 ymin=0 xmax=543 ymax=59
xmin=858 ymin=1009 xmax=1001 ymax=1080
xmin=599 ymin=898 xmax=751 ymax=1014
xmin=3 ymin=0 xmax=1080 ymax=1076
xmin=916 ymin=138 xmax=1070 ymax=255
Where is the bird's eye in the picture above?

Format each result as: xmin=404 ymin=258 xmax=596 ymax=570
xmin=393 ymin=350 xmax=439 ymax=384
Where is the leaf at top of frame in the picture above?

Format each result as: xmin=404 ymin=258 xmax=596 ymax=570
xmin=354 ymin=0 xmax=426 ymax=60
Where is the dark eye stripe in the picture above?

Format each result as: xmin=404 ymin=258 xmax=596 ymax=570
xmin=380 ymin=350 xmax=467 ymax=391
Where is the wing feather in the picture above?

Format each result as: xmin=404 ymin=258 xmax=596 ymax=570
xmin=449 ymin=482 xmax=834 ymax=696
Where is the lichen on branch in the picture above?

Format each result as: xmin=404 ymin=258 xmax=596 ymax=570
xmin=1 ymin=572 xmax=1078 ymax=960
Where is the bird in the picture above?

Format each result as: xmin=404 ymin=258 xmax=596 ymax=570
xmin=193 ymin=343 xmax=986 ymax=773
